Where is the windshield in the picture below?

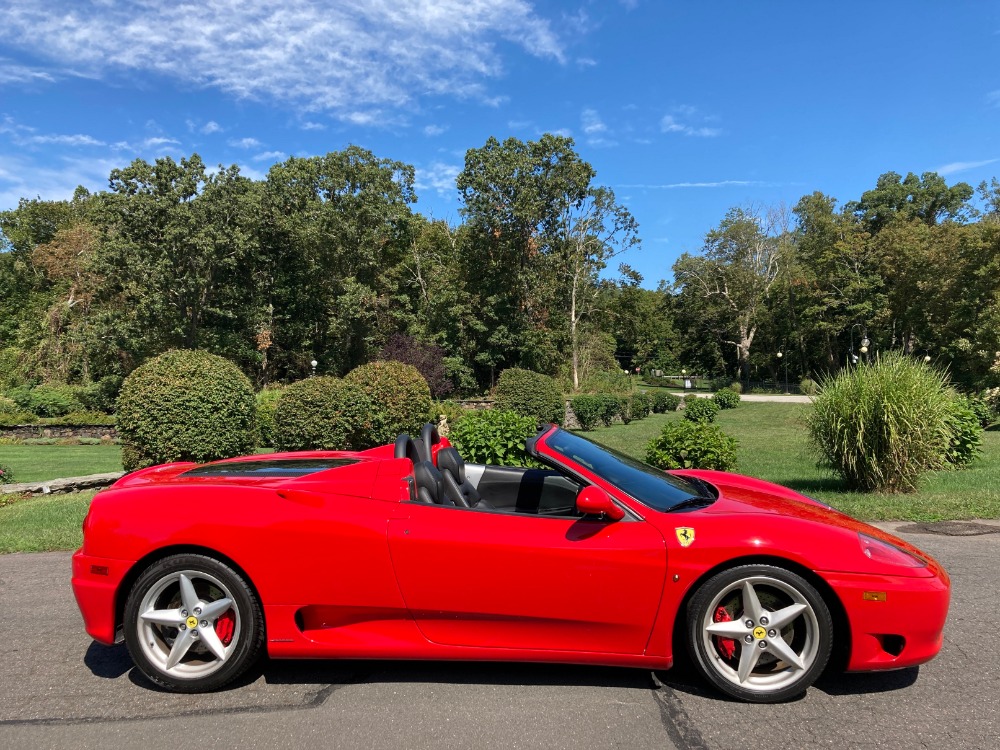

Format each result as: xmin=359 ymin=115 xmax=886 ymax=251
xmin=541 ymin=429 xmax=714 ymax=512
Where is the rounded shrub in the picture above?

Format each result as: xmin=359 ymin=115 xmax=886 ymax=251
xmin=13 ymin=384 xmax=83 ymax=417
xmin=807 ymin=351 xmax=955 ymax=493
xmin=274 ymin=377 xmax=373 ymax=451
xmin=117 ymin=350 xmax=257 ymax=471
xmin=684 ymin=397 xmax=720 ymax=423
xmin=256 ymin=387 xmax=284 ymax=448
xmin=713 ymin=387 xmax=741 ymax=410
xmin=944 ymin=396 xmax=983 ymax=468
xmin=343 ymin=360 xmax=432 ymax=445
xmin=799 ymin=378 xmax=819 ymax=396
xmin=0 ymin=462 xmax=15 ymax=484
xmin=645 ymin=421 xmax=738 ymax=471
xmin=570 ymin=394 xmax=604 ymax=431
xmin=967 ymin=393 xmax=995 ymax=429
xmin=651 ymin=391 xmax=681 ymax=413
xmin=596 ymin=393 xmax=621 ymax=426
xmin=493 ymin=368 xmax=564 ymax=424
xmin=631 ymin=391 xmax=652 ymax=418
xmin=448 ymin=410 xmax=538 ymax=466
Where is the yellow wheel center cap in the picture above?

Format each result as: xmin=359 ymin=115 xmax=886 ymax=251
xmin=752 ymin=626 xmax=767 ymax=640
xmin=186 ymin=615 xmax=199 ymax=629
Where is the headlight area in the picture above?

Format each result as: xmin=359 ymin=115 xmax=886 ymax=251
xmin=858 ymin=533 xmax=928 ymax=569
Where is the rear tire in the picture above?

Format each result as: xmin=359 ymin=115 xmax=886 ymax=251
xmin=686 ymin=564 xmax=832 ymax=703
xmin=124 ymin=554 xmax=263 ymax=693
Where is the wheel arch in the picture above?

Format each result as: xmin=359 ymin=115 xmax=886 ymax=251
xmin=670 ymin=554 xmax=851 ymax=675
xmin=115 ymin=545 xmax=265 ymax=642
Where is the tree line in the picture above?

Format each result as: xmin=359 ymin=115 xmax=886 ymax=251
xmin=1 ymin=134 xmax=998 ymax=397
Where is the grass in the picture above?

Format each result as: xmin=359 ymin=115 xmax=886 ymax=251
xmin=0 ymin=490 xmax=96 ymax=553
xmin=0 ymin=443 xmax=122 ymax=483
xmin=583 ymin=401 xmax=1000 ymax=522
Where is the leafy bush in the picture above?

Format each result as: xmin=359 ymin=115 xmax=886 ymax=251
xmin=44 ymin=411 xmax=117 ymax=425
xmin=0 ymin=347 xmax=27 ymax=391
xmin=343 ymin=360 xmax=432 ymax=445
xmin=799 ymin=378 xmax=819 ymax=396
xmin=617 ymin=395 xmax=636 ymax=424
xmin=493 ymin=368 xmax=564 ymax=424
xmin=0 ymin=411 xmax=36 ymax=426
xmin=645 ymin=421 xmax=738 ymax=471
xmin=967 ymin=394 xmax=996 ymax=429
xmin=429 ymin=399 xmax=467 ymax=426
xmin=75 ymin=376 xmax=123 ymax=414
xmin=581 ymin=369 xmax=633 ymax=394
xmin=728 ymin=381 xmax=743 ymax=394
xmin=0 ymin=462 xmax=14 ymax=484
xmin=631 ymin=392 xmax=652 ymax=418
xmin=449 ymin=410 xmax=539 ymax=466
xmin=274 ymin=377 xmax=373 ymax=451
xmin=807 ymin=351 xmax=954 ymax=492
xmin=570 ymin=394 xmax=604 ymax=431
xmin=651 ymin=391 xmax=681 ymax=413
xmin=0 ymin=396 xmax=18 ymax=414
xmin=709 ymin=376 xmax=731 ymax=392
xmin=378 ymin=333 xmax=454 ymax=398
xmin=713 ymin=387 xmax=741 ymax=409
xmin=256 ymin=387 xmax=284 ymax=448
xmin=117 ymin=350 xmax=257 ymax=471
xmin=945 ymin=396 xmax=983 ymax=468
xmin=684 ymin=397 xmax=720 ymax=423
xmin=596 ymin=393 xmax=622 ymax=426
xmin=8 ymin=384 xmax=83 ymax=417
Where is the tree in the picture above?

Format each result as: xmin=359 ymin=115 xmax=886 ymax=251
xmin=673 ymin=206 xmax=785 ymax=380
xmin=850 ymin=171 xmax=974 ymax=232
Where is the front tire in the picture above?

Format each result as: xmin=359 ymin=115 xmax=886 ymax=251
xmin=686 ymin=564 xmax=833 ymax=703
xmin=123 ymin=554 xmax=263 ymax=692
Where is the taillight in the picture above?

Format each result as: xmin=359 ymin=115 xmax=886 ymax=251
xmin=858 ymin=533 xmax=926 ymax=568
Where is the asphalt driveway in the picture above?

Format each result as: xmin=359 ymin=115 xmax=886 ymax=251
xmin=1 ymin=522 xmax=997 ymax=749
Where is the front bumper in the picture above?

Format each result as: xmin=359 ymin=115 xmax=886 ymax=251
xmin=822 ymin=569 xmax=950 ymax=671
xmin=71 ymin=550 xmax=134 ymax=645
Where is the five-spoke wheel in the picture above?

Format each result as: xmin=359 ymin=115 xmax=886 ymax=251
xmin=124 ymin=554 xmax=263 ymax=692
xmin=686 ymin=564 xmax=833 ymax=703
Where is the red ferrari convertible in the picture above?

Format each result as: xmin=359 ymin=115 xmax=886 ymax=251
xmin=72 ymin=423 xmax=950 ymax=702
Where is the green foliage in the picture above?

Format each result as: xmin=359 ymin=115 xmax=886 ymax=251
xmin=343 ymin=360 xmax=432 ymax=446
xmin=116 ymin=350 xmax=257 ymax=471
xmin=8 ymin=384 xmax=83 ymax=417
xmin=570 ymin=394 xmax=604 ymax=430
xmin=807 ymin=352 xmax=955 ymax=492
xmin=493 ymin=368 xmax=564 ymax=424
xmin=631 ymin=391 xmax=652 ymax=418
xmin=580 ymin=369 xmax=633 ymax=394
xmin=42 ymin=411 xmax=116 ymax=426
xmin=945 ymin=396 xmax=984 ymax=468
xmin=684 ymin=397 xmax=720 ymax=423
xmin=0 ymin=411 xmax=36 ymax=426
xmin=800 ymin=378 xmax=819 ymax=396
xmin=273 ymin=377 xmax=373 ymax=451
xmin=448 ymin=410 xmax=538 ymax=466
xmin=596 ymin=393 xmax=622 ymax=426
xmin=0 ymin=347 xmax=28 ymax=391
xmin=256 ymin=387 xmax=284 ymax=448
xmin=429 ymin=399 xmax=468 ymax=428
xmin=967 ymin=394 xmax=996 ymax=429
xmin=645 ymin=420 xmax=738 ymax=471
xmin=617 ymin=395 xmax=636 ymax=424
xmin=651 ymin=391 xmax=682 ymax=413
xmin=75 ymin=376 xmax=123 ymax=414
xmin=0 ymin=396 xmax=19 ymax=414
xmin=0 ymin=462 xmax=14 ymax=484
xmin=713 ymin=387 xmax=741 ymax=409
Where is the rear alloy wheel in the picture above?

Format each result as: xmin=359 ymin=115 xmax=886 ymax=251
xmin=686 ymin=564 xmax=833 ymax=703
xmin=124 ymin=554 xmax=263 ymax=692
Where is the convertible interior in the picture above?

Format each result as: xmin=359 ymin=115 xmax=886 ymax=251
xmin=394 ymin=424 xmax=582 ymax=517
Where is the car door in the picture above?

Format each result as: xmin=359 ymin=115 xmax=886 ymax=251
xmin=386 ymin=502 xmax=667 ymax=654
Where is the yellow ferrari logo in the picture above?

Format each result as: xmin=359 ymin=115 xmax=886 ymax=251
xmin=186 ymin=615 xmax=199 ymax=629
xmin=753 ymin=626 xmax=767 ymax=640
xmin=675 ymin=527 xmax=695 ymax=547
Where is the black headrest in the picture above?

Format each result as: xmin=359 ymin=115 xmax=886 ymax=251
xmin=436 ymin=447 xmax=465 ymax=484
xmin=420 ymin=422 xmax=440 ymax=462
xmin=412 ymin=460 xmax=443 ymax=504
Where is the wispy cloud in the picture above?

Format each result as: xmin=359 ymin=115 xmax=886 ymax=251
xmin=228 ymin=137 xmax=262 ymax=149
xmin=4 ymin=1 xmax=566 ymax=121
xmin=416 ymin=161 xmax=461 ymax=196
xmin=0 ymin=118 xmax=105 ymax=148
xmin=0 ymin=58 xmax=55 ymax=85
xmin=935 ymin=158 xmax=999 ymax=176
xmin=660 ymin=106 xmax=722 ymax=137
xmin=201 ymin=120 xmax=223 ymax=134
xmin=423 ymin=124 xmax=448 ymax=136
xmin=300 ymin=121 xmax=326 ymax=131
xmin=582 ymin=109 xmax=607 ymax=135
xmin=253 ymin=150 xmax=287 ymax=162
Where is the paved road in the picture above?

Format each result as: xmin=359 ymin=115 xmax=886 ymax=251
xmin=1 ymin=523 xmax=997 ymax=749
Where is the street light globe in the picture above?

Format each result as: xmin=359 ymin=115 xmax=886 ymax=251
xmin=310 ymin=359 xmax=318 ymax=368
xmin=924 ymin=355 xmax=931 ymax=363
xmin=859 ymin=346 xmax=868 ymax=354
xmin=776 ymin=351 xmax=783 ymax=358
xmin=681 ymin=368 xmax=686 ymax=375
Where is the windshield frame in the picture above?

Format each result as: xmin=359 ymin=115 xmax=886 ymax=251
xmin=531 ymin=426 xmax=715 ymax=512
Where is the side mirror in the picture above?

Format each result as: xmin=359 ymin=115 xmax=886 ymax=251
xmin=576 ymin=486 xmax=626 ymax=521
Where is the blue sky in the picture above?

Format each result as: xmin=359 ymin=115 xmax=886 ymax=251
xmin=2 ymin=1 xmax=999 ymax=286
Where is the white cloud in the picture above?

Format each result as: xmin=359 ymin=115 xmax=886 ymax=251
xmin=0 ymin=58 xmax=55 ymax=84
xmin=30 ymin=133 xmax=105 ymax=146
xmin=660 ymin=106 xmax=722 ymax=137
xmin=142 ymin=136 xmax=180 ymax=148
xmin=423 ymin=124 xmax=448 ymax=136
xmin=416 ymin=161 xmax=461 ymax=196
xmin=300 ymin=121 xmax=326 ymax=131
xmin=4 ymin=1 xmax=565 ymax=121
xmin=228 ymin=137 xmax=262 ymax=149
xmin=201 ymin=120 xmax=223 ymax=134
xmin=0 ymin=151 xmax=118 ymax=209
xmin=581 ymin=108 xmax=606 ymax=135
xmin=935 ymin=158 xmax=999 ymax=176
xmin=253 ymin=150 xmax=287 ymax=162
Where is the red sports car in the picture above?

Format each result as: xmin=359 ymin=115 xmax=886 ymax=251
xmin=72 ymin=423 xmax=950 ymax=702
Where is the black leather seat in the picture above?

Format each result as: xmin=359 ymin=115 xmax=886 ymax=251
xmin=437 ymin=447 xmax=494 ymax=510
xmin=413 ymin=460 xmax=452 ymax=505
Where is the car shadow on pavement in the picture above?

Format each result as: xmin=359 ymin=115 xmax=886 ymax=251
xmin=84 ymin=642 xmax=132 ymax=679
xmin=814 ymin=666 xmax=919 ymax=695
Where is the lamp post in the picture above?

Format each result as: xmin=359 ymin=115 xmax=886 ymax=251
xmin=776 ymin=350 xmax=789 ymax=394
xmin=681 ymin=368 xmax=687 ymax=394
xmin=849 ymin=324 xmax=869 ymax=366
xmin=310 ymin=359 xmax=318 ymax=378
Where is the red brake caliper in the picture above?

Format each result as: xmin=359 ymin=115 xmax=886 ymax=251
xmin=713 ymin=606 xmax=736 ymax=660
xmin=215 ymin=610 xmax=236 ymax=646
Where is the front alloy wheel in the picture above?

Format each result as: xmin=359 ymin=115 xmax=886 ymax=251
xmin=124 ymin=554 xmax=263 ymax=692
xmin=687 ymin=564 xmax=833 ymax=703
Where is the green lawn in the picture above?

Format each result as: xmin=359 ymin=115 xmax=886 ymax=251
xmin=0 ymin=444 xmax=122 ymax=483
xmin=582 ymin=401 xmax=1000 ymax=522
xmin=0 ymin=490 xmax=97 ymax=553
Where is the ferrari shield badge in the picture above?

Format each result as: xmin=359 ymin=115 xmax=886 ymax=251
xmin=675 ymin=527 xmax=696 ymax=547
